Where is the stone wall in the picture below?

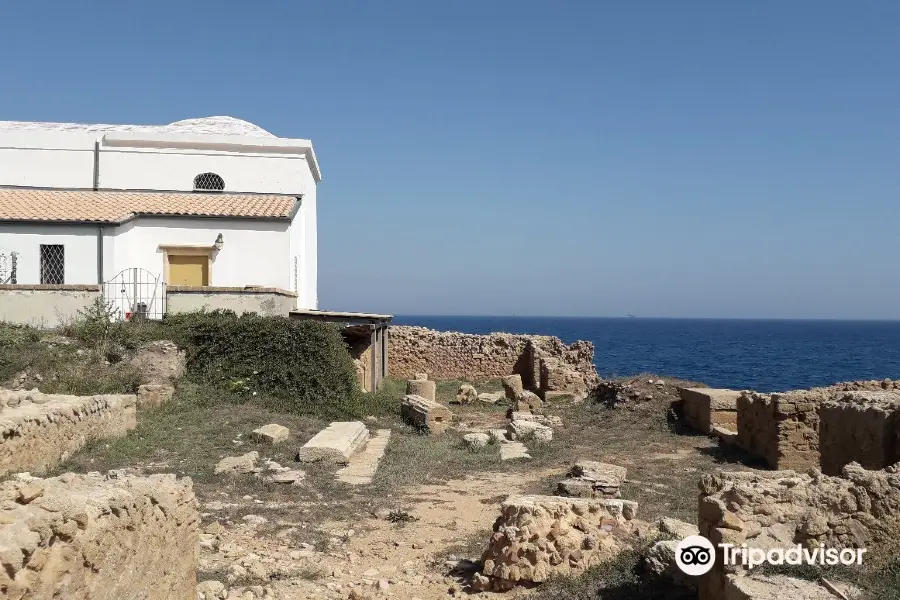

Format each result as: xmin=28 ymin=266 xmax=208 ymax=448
xmin=387 ymin=326 xmax=599 ymax=396
xmin=697 ymin=463 xmax=900 ymax=599
xmin=680 ymin=388 xmax=740 ymax=434
xmin=0 ymin=284 xmax=102 ymax=328
xmin=0 ymin=471 xmax=199 ymax=600
xmin=819 ymin=391 xmax=900 ymax=475
xmin=736 ymin=390 xmax=826 ymax=470
xmin=0 ymin=389 xmax=137 ymax=476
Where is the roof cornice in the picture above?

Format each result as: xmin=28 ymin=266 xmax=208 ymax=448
xmin=99 ymin=132 xmax=322 ymax=182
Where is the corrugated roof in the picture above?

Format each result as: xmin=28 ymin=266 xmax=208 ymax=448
xmin=0 ymin=189 xmax=299 ymax=223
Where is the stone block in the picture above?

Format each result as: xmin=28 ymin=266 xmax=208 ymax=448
xmin=819 ymin=391 xmax=900 ymax=475
xmin=512 ymin=390 xmax=543 ymax=413
xmin=250 ymin=423 xmax=290 ymax=445
xmin=137 ymin=384 xmax=175 ymax=408
xmin=501 ymin=374 xmax=524 ymax=400
xmin=463 ymin=433 xmax=490 ymax=448
xmin=400 ymin=395 xmax=451 ymax=434
xmin=0 ymin=391 xmax=137 ymax=477
xmin=736 ymin=390 xmax=829 ymax=470
xmin=406 ymin=379 xmax=436 ymax=402
xmin=507 ymin=419 xmax=552 ymax=443
xmin=0 ymin=471 xmax=198 ymax=599
xmin=454 ymin=384 xmax=478 ymax=405
xmin=679 ymin=387 xmax=740 ymax=434
xmin=296 ymin=421 xmax=370 ymax=463
xmin=214 ymin=451 xmax=259 ymax=475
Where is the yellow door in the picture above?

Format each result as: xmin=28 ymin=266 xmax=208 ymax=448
xmin=168 ymin=254 xmax=209 ymax=286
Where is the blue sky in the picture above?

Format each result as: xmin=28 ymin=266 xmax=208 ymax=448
xmin=1 ymin=2 xmax=898 ymax=319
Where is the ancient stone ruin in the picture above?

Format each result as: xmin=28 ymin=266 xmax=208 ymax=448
xmin=557 ymin=460 xmax=626 ymax=499
xmin=735 ymin=389 xmax=827 ymax=470
xmin=697 ymin=463 xmax=900 ymax=600
xmin=679 ymin=387 xmax=740 ymax=434
xmin=401 ymin=394 xmax=451 ymax=434
xmin=388 ymin=326 xmax=599 ymax=398
xmin=0 ymin=471 xmax=199 ymax=600
xmin=819 ymin=390 xmax=900 ymax=475
xmin=0 ymin=389 xmax=137 ymax=477
xmin=473 ymin=494 xmax=639 ymax=591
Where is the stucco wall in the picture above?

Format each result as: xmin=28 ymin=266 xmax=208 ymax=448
xmin=0 ymin=285 xmax=101 ymax=328
xmin=0 ymin=130 xmax=96 ymax=188
xmin=0 ymin=223 xmax=100 ymax=285
xmin=98 ymin=147 xmax=310 ymax=193
xmin=166 ymin=286 xmax=296 ymax=317
xmin=109 ymin=217 xmax=291 ymax=290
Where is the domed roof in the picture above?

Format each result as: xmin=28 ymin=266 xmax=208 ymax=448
xmin=0 ymin=116 xmax=277 ymax=138
xmin=162 ymin=116 xmax=275 ymax=138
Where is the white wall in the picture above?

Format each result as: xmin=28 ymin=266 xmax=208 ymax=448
xmin=0 ymin=223 xmax=99 ymax=284
xmin=0 ymin=131 xmax=96 ymax=188
xmin=98 ymin=148 xmax=310 ymax=193
xmin=109 ymin=217 xmax=291 ymax=289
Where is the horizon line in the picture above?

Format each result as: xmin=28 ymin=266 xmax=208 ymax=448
xmin=391 ymin=314 xmax=900 ymax=322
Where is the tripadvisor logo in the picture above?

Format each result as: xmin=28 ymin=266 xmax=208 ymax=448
xmin=675 ymin=535 xmax=867 ymax=576
xmin=675 ymin=535 xmax=716 ymax=576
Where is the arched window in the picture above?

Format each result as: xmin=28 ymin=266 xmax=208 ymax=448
xmin=193 ymin=172 xmax=225 ymax=191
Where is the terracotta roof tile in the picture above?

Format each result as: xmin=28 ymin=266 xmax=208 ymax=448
xmin=0 ymin=189 xmax=298 ymax=223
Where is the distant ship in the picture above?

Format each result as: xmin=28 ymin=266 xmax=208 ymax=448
xmin=627 ymin=314 xmax=637 ymax=318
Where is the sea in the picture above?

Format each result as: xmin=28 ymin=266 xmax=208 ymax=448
xmin=391 ymin=316 xmax=900 ymax=393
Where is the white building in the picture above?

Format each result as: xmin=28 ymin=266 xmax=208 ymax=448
xmin=0 ymin=116 xmax=321 ymax=312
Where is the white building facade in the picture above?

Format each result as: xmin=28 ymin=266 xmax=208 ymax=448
xmin=0 ymin=117 xmax=321 ymax=310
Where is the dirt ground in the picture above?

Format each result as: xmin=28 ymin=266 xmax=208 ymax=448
xmin=49 ymin=374 xmax=761 ymax=600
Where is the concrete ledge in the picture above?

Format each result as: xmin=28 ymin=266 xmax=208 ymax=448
xmin=167 ymin=285 xmax=296 ymax=297
xmin=296 ymin=421 xmax=369 ymax=464
xmin=0 ymin=471 xmax=199 ymax=599
xmin=0 ymin=284 xmax=101 ymax=291
xmin=0 ymin=390 xmax=137 ymax=476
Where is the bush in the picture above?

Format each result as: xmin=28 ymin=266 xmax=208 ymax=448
xmin=161 ymin=310 xmax=363 ymax=419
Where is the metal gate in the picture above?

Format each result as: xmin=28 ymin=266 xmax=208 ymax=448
xmin=102 ymin=268 xmax=166 ymax=321
xmin=0 ymin=249 xmax=17 ymax=284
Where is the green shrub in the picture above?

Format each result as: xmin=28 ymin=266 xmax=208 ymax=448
xmin=160 ymin=310 xmax=363 ymax=419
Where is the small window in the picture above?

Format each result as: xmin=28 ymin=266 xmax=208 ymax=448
xmin=40 ymin=244 xmax=64 ymax=284
xmin=193 ymin=172 xmax=225 ymax=191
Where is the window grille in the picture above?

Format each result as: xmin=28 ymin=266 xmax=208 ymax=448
xmin=40 ymin=245 xmax=65 ymax=284
xmin=193 ymin=172 xmax=225 ymax=191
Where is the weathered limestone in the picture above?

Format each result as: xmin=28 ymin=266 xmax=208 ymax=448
xmin=387 ymin=326 xmax=599 ymax=395
xmin=736 ymin=390 xmax=828 ymax=470
xmin=557 ymin=460 xmax=626 ymax=499
xmin=697 ymin=464 xmax=899 ymax=600
xmin=512 ymin=390 xmax=543 ymax=413
xmin=680 ymin=387 xmax=740 ymax=434
xmin=500 ymin=441 xmax=531 ymax=460
xmin=474 ymin=495 xmax=638 ymax=591
xmin=0 ymin=471 xmax=199 ymax=600
xmin=478 ymin=392 xmax=504 ymax=404
xmin=507 ymin=419 xmax=552 ymax=443
xmin=400 ymin=395 xmax=451 ymax=434
xmin=463 ymin=432 xmax=491 ymax=448
xmin=214 ymin=451 xmax=259 ymax=475
xmin=454 ymin=384 xmax=478 ymax=405
xmin=509 ymin=411 xmax=563 ymax=428
xmin=136 ymin=383 xmax=175 ymax=408
xmin=819 ymin=391 xmax=900 ymax=475
xmin=717 ymin=574 xmax=861 ymax=600
xmin=0 ymin=390 xmax=137 ymax=477
xmin=336 ymin=429 xmax=391 ymax=485
xmin=250 ymin=423 xmax=290 ymax=445
xmin=405 ymin=379 xmax=436 ymax=402
xmin=296 ymin=421 xmax=370 ymax=463
xmin=501 ymin=374 xmax=524 ymax=400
